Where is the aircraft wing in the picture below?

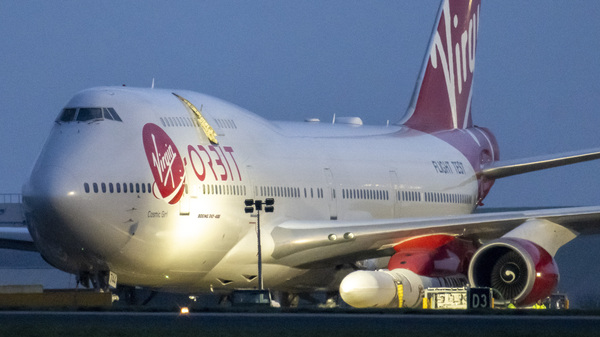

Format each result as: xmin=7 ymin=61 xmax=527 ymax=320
xmin=270 ymin=206 xmax=600 ymax=268
xmin=0 ymin=227 xmax=36 ymax=251
xmin=479 ymin=148 xmax=600 ymax=179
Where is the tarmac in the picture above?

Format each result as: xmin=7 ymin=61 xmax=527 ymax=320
xmin=1 ymin=310 xmax=599 ymax=337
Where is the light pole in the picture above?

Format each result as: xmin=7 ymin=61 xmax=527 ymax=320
xmin=244 ymin=198 xmax=274 ymax=290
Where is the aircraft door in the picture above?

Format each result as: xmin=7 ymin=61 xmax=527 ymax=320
xmin=323 ymin=168 xmax=338 ymax=220
xmin=245 ymin=165 xmax=257 ymax=198
xmin=389 ymin=170 xmax=400 ymax=217
xmin=179 ymin=184 xmax=191 ymax=216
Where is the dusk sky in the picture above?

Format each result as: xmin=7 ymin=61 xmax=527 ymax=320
xmin=2 ymin=1 xmax=600 ymax=208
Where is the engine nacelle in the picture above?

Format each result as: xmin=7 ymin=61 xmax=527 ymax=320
xmin=468 ymin=238 xmax=559 ymax=306
xmin=339 ymin=268 xmax=467 ymax=308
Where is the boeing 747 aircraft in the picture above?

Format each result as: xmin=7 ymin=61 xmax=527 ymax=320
xmin=7 ymin=0 xmax=600 ymax=308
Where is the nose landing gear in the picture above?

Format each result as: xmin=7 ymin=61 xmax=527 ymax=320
xmin=77 ymin=270 xmax=117 ymax=292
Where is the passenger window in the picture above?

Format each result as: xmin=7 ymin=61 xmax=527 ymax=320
xmin=77 ymin=108 xmax=103 ymax=122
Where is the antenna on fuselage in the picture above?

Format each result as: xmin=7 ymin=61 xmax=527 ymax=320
xmin=151 ymin=78 xmax=155 ymax=89
xmin=332 ymin=113 xmax=336 ymax=124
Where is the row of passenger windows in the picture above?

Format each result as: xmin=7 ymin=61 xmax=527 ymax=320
xmin=84 ymin=182 xmax=152 ymax=194
xmin=57 ymin=107 xmax=123 ymax=123
xmin=399 ymin=190 xmax=473 ymax=205
xmin=82 ymin=181 xmax=474 ymax=206
xmin=214 ymin=118 xmax=237 ymax=129
xmin=159 ymin=116 xmax=201 ymax=128
xmin=258 ymin=186 xmax=325 ymax=199
xmin=203 ymin=184 xmax=247 ymax=196
xmin=160 ymin=116 xmax=238 ymax=130
xmin=342 ymin=188 xmax=389 ymax=201
xmin=423 ymin=192 xmax=472 ymax=204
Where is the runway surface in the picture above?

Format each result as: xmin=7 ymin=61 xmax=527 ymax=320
xmin=1 ymin=310 xmax=598 ymax=337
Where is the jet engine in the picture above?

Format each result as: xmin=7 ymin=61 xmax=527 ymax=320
xmin=468 ymin=238 xmax=558 ymax=306
xmin=339 ymin=268 xmax=467 ymax=308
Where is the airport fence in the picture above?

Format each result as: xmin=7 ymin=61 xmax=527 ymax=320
xmin=1 ymin=194 xmax=22 ymax=204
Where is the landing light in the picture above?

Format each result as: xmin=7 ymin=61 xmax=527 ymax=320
xmin=243 ymin=199 xmax=276 ymax=290
xmin=180 ymin=307 xmax=190 ymax=315
xmin=536 ymin=272 xmax=542 ymax=277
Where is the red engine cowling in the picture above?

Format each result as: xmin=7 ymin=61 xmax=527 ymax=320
xmin=467 ymin=238 xmax=558 ymax=306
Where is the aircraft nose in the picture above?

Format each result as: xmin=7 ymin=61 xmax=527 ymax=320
xmin=23 ymin=164 xmax=80 ymax=220
xmin=23 ymin=162 xmax=131 ymax=273
xmin=23 ymin=164 xmax=83 ymax=252
xmin=24 ymin=162 xmax=117 ymax=273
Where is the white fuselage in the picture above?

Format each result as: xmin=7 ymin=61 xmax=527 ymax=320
xmin=23 ymin=87 xmax=479 ymax=292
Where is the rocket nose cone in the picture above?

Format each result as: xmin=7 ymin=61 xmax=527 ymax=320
xmin=339 ymin=270 xmax=398 ymax=308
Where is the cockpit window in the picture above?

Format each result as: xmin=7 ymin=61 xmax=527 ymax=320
xmin=77 ymin=108 xmax=103 ymax=122
xmin=103 ymin=108 xmax=114 ymax=120
xmin=58 ymin=108 xmax=77 ymax=122
xmin=55 ymin=107 xmax=123 ymax=123
xmin=104 ymin=107 xmax=122 ymax=121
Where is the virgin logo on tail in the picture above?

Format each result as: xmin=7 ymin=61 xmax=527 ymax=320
xmin=431 ymin=0 xmax=479 ymax=128
xmin=403 ymin=0 xmax=480 ymax=133
xmin=142 ymin=123 xmax=186 ymax=205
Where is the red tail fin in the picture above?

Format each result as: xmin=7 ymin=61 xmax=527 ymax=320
xmin=400 ymin=0 xmax=480 ymax=133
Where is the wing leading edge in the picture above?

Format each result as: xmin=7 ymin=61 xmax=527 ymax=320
xmin=479 ymin=148 xmax=600 ymax=180
xmin=0 ymin=227 xmax=36 ymax=251
xmin=270 ymin=206 xmax=600 ymax=268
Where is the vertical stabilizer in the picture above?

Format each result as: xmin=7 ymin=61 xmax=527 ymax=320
xmin=400 ymin=0 xmax=480 ymax=133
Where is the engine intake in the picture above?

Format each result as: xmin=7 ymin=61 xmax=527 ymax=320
xmin=468 ymin=238 xmax=558 ymax=305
